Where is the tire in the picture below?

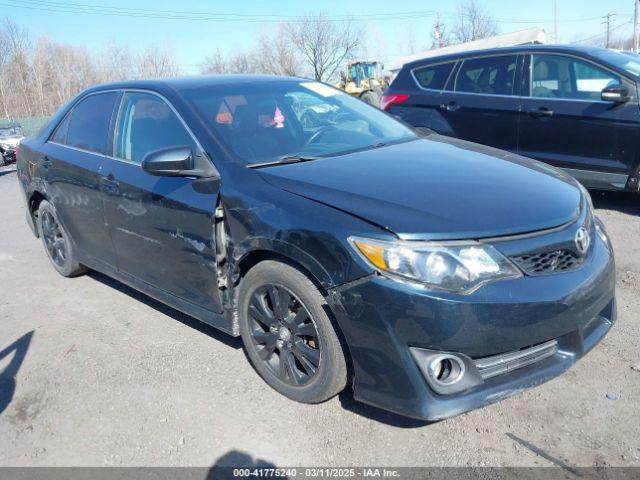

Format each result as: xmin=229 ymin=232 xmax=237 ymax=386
xmin=37 ymin=200 xmax=87 ymax=277
xmin=0 ymin=155 xmax=6 ymax=167
xmin=238 ymin=260 xmax=348 ymax=403
xmin=361 ymin=90 xmax=381 ymax=108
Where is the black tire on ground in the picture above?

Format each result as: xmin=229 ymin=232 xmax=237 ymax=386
xmin=37 ymin=200 xmax=88 ymax=277
xmin=238 ymin=260 xmax=348 ymax=404
xmin=361 ymin=90 xmax=381 ymax=108
xmin=0 ymin=155 xmax=6 ymax=167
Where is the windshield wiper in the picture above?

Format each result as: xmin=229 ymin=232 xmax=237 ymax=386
xmin=247 ymin=154 xmax=321 ymax=169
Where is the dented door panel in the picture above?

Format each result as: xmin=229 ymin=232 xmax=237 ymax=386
xmin=101 ymin=158 xmax=222 ymax=313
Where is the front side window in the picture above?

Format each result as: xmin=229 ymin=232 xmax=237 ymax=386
xmin=181 ymin=81 xmax=416 ymax=166
xmin=115 ymin=92 xmax=196 ymax=163
xmin=531 ymin=54 xmax=622 ymax=100
xmin=455 ymin=55 xmax=517 ymax=95
xmin=413 ymin=62 xmax=455 ymax=90
xmin=65 ymin=92 xmax=118 ymax=154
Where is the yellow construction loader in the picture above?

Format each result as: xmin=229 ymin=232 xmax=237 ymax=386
xmin=336 ymin=61 xmax=388 ymax=108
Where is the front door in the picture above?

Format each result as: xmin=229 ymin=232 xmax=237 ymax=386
xmin=101 ymin=91 xmax=223 ymax=313
xmin=433 ymin=54 xmax=521 ymax=153
xmin=518 ymin=53 xmax=639 ymax=190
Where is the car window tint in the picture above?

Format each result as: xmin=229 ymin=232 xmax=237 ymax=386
xmin=50 ymin=112 xmax=71 ymax=144
xmin=531 ymin=54 xmax=621 ymax=100
xmin=66 ymin=92 xmax=118 ymax=154
xmin=413 ymin=62 xmax=455 ymax=90
xmin=455 ymin=55 xmax=518 ymax=95
xmin=115 ymin=92 xmax=196 ymax=163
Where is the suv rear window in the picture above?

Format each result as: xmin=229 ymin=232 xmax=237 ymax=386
xmin=455 ymin=55 xmax=518 ymax=95
xmin=412 ymin=62 xmax=455 ymax=90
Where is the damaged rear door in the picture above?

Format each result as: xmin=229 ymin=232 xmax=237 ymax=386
xmin=101 ymin=90 xmax=223 ymax=313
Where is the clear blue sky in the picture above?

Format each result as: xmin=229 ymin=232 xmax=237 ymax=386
xmin=5 ymin=0 xmax=637 ymax=73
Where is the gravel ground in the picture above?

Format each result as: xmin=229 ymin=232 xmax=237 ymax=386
xmin=0 ymin=164 xmax=638 ymax=468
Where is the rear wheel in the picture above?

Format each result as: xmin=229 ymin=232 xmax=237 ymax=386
xmin=37 ymin=200 xmax=87 ymax=277
xmin=238 ymin=260 xmax=348 ymax=403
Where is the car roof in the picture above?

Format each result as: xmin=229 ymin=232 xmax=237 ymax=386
xmin=84 ymin=74 xmax=307 ymax=96
xmin=403 ymin=44 xmax=612 ymax=69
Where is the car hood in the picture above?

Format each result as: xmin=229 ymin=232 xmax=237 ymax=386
xmin=258 ymin=135 xmax=582 ymax=240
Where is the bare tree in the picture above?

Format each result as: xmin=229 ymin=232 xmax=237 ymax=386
xmin=452 ymin=0 xmax=498 ymax=44
xmin=254 ymin=28 xmax=302 ymax=76
xmin=284 ymin=14 xmax=361 ymax=81
xmin=138 ymin=44 xmax=179 ymax=78
xmin=100 ymin=42 xmax=135 ymax=82
xmin=201 ymin=49 xmax=227 ymax=74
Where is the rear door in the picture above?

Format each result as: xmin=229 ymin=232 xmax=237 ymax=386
xmin=434 ymin=54 xmax=521 ymax=152
xmin=386 ymin=61 xmax=457 ymax=128
xmin=41 ymin=91 xmax=120 ymax=267
xmin=101 ymin=90 xmax=223 ymax=313
xmin=518 ymin=53 xmax=639 ymax=189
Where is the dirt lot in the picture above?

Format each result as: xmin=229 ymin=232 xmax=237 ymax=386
xmin=0 ymin=163 xmax=639 ymax=468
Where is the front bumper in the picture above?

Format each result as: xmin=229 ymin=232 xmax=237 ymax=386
xmin=328 ymin=226 xmax=616 ymax=421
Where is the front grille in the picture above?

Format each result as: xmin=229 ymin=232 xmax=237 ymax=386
xmin=474 ymin=340 xmax=558 ymax=380
xmin=511 ymin=249 xmax=583 ymax=275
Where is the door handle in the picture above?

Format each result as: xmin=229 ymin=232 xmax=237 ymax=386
xmin=528 ymin=107 xmax=554 ymax=118
xmin=440 ymin=101 xmax=460 ymax=112
xmin=100 ymin=174 xmax=120 ymax=194
xmin=41 ymin=156 xmax=52 ymax=170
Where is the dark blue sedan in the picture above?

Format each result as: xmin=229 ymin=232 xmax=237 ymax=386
xmin=17 ymin=75 xmax=615 ymax=420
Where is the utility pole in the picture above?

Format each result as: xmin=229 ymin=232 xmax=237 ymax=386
xmin=602 ymin=13 xmax=615 ymax=48
xmin=433 ymin=13 xmax=445 ymax=49
xmin=553 ymin=0 xmax=558 ymax=43
xmin=634 ymin=0 xmax=639 ymax=53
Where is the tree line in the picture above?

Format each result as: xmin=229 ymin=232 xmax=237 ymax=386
xmin=5 ymin=0 xmax=624 ymax=122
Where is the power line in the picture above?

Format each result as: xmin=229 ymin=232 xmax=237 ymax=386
xmin=571 ymin=19 xmax=632 ymax=44
xmin=2 ymin=0 xmax=632 ymax=25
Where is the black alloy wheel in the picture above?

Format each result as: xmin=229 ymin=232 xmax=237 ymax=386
xmin=238 ymin=260 xmax=348 ymax=404
xmin=248 ymin=285 xmax=321 ymax=386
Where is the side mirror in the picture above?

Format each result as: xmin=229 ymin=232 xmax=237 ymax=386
xmin=142 ymin=146 xmax=195 ymax=177
xmin=601 ymin=85 xmax=630 ymax=103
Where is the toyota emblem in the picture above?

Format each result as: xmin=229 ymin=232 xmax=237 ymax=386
xmin=575 ymin=227 xmax=590 ymax=255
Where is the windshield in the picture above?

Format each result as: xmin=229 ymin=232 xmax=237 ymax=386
xmin=592 ymin=49 xmax=640 ymax=78
xmin=182 ymin=80 xmax=416 ymax=166
xmin=349 ymin=63 xmax=378 ymax=83
xmin=0 ymin=126 xmax=22 ymax=138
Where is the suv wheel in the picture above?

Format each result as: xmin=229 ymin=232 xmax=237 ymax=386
xmin=238 ymin=260 xmax=348 ymax=403
xmin=37 ymin=200 xmax=87 ymax=277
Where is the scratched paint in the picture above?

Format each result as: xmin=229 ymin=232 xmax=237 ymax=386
xmin=170 ymin=228 xmax=206 ymax=252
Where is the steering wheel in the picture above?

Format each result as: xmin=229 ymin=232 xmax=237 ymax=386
xmin=304 ymin=126 xmax=336 ymax=149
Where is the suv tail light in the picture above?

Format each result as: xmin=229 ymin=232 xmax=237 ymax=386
xmin=381 ymin=93 xmax=409 ymax=111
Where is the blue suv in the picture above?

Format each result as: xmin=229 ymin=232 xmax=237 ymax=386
xmin=383 ymin=45 xmax=640 ymax=192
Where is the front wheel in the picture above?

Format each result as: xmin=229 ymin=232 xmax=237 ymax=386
xmin=361 ymin=90 xmax=381 ymax=108
xmin=37 ymin=200 xmax=87 ymax=277
xmin=238 ymin=260 xmax=348 ymax=403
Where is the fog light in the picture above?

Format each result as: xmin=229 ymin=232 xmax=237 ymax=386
xmin=427 ymin=355 xmax=465 ymax=386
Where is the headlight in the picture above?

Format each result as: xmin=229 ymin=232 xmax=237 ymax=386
xmin=349 ymin=236 xmax=522 ymax=294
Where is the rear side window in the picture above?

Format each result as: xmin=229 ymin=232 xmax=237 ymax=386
xmin=455 ymin=55 xmax=518 ymax=95
xmin=115 ymin=92 xmax=196 ymax=163
xmin=531 ymin=54 xmax=622 ymax=101
xmin=412 ymin=62 xmax=455 ymax=90
xmin=65 ymin=93 xmax=118 ymax=154
xmin=50 ymin=113 xmax=71 ymax=144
